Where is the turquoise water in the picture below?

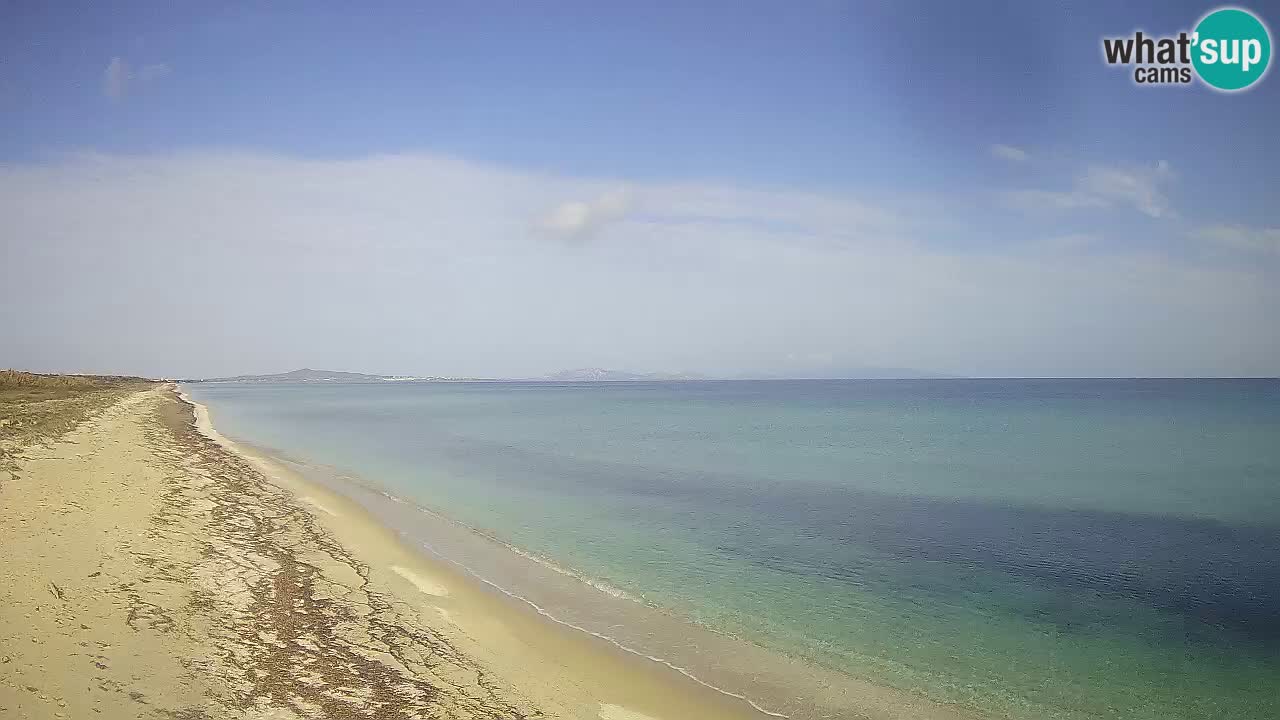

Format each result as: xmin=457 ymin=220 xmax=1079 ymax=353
xmin=183 ymin=379 xmax=1280 ymax=719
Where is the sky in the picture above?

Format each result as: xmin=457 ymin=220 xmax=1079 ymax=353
xmin=2 ymin=1 xmax=1279 ymax=378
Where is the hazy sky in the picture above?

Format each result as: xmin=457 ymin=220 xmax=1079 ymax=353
xmin=2 ymin=1 xmax=1278 ymax=378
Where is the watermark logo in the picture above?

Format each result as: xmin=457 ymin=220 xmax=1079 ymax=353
xmin=1102 ymin=6 xmax=1271 ymax=91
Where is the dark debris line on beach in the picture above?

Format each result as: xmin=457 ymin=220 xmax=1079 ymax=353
xmin=139 ymin=390 xmax=540 ymax=719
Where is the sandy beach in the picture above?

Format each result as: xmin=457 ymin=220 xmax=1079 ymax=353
xmin=0 ymin=383 xmax=769 ymax=719
xmin=6 ymin=6 xmax=1279 ymax=718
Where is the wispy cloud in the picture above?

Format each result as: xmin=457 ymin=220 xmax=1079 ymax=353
xmin=103 ymin=57 xmax=170 ymax=101
xmin=1196 ymin=224 xmax=1280 ymax=255
xmin=1001 ymin=189 xmax=1108 ymax=212
xmin=991 ymin=144 xmax=1028 ymax=162
xmin=1078 ymin=161 xmax=1174 ymax=219
xmin=1001 ymin=160 xmax=1174 ymax=219
xmin=1034 ymin=233 xmax=1101 ymax=253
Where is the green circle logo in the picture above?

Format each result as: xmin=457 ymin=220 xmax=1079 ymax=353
xmin=1192 ymin=7 xmax=1272 ymax=91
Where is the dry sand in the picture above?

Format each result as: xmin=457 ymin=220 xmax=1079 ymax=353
xmin=0 ymin=385 xmax=768 ymax=719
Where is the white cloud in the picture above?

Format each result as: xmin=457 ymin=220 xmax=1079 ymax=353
xmin=1034 ymin=233 xmax=1100 ymax=253
xmin=1002 ymin=160 xmax=1174 ymax=219
xmin=991 ymin=144 xmax=1028 ymax=162
xmin=103 ymin=57 xmax=170 ymax=100
xmin=1001 ymin=189 xmax=1107 ymax=212
xmin=1078 ymin=161 xmax=1174 ymax=219
xmin=1196 ymin=224 xmax=1280 ymax=255
xmin=0 ymin=151 xmax=1275 ymax=379
xmin=138 ymin=63 xmax=171 ymax=82
xmin=538 ymin=189 xmax=631 ymax=242
xmin=637 ymin=184 xmax=905 ymax=245
xmin=104 ymin=57 xmax=128 ymax=100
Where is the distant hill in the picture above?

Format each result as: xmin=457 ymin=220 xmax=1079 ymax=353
xmin=538 ymin=368 xmax=708 ymax=382
xmin=189 ymin=366 xmax=955 ymax=384
xmin=190 ymin=368 xmax=429 ymax=383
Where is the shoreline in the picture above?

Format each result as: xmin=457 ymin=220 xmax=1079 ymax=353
xmin=227 ymin=438 xmax=805 ymax=716
xmin=3 ymin=384 xmax=773 ymax=719
xmin=3 ymin=385 xmax=540 ymax=717
xmin=1 ymin=380 xmax=985 ymax=719
xmin=178 ymin=386 xmax=788 ymax=720
xmin=180 ymin=386 xmax=981 ymax=720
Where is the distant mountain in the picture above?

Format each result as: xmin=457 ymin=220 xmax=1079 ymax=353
xmin=190 ymin=368 xmax=429 ymax=383
xmin=538 ymin=368 xmax=708 ymax=382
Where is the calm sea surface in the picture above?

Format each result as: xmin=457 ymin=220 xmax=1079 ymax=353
xmin=182 ymin=379 xmax=1280 ymax=719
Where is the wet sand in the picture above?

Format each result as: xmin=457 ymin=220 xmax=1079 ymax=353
xmin=1 ymin=383 xmax=980 ymax=720
xmin=0 ymin=385 xmax=768 ymax=719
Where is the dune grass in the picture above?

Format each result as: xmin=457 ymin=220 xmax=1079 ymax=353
xmin=0 ymin=370 xmax=155 ymax=479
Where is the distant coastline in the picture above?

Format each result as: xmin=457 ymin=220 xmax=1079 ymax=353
xmin=184 ymin=368 xmax=1278 ymax=385
xmin=185 ymin=366 xmax=958 ymax=384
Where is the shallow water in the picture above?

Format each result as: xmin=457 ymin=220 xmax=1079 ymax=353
xmin=183 ymin=379 xmax=1280 ymax=719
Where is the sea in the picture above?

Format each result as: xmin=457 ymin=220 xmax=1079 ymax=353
xmin=180 ymin=379 xmax=1280 ymax=720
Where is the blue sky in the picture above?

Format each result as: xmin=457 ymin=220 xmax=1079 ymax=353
xmin=2 ymin=2 xmax=1279 ymax=377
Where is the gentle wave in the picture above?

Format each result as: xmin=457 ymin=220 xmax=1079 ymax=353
xmin=371 ymin=488 xmax=647 ymax=604
xmin=411 ymin=535 xmax=790 ymax=719
xmin=356 ymin=487 xmax=790 ymax=717
xmin=370 ymin=486 xmax=763 ymax=650
xmin=197 ymin=407 xmax=791 ymax=717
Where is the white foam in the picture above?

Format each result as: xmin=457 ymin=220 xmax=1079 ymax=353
xmin=598 ymin=703 xmax=662 ymax=720
xmin=299 ymin=495 xmax=339 ymax=517
xmin=391 ymin=564 xmax=450 ymax=597
xmin=414 ymin=539 xmax=789 ymax=718
xmin=403 ymin=502 xmax=645 ymax=604
xmin=179 ymin=388 xmax=787 ymax=719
